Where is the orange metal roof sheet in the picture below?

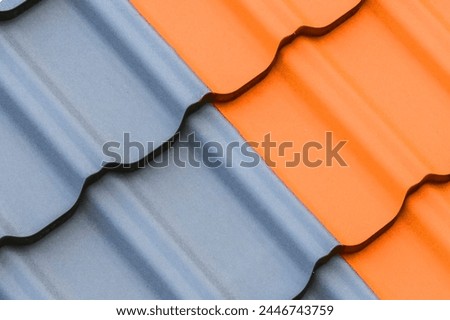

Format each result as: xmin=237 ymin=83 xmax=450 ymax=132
xmin=131 ymin=0 xmax=361 ymax=94
xmin=216 ymin=0 xmax=450 ymax=245
xmin=344 ymin=181 xmax=450 ymax=299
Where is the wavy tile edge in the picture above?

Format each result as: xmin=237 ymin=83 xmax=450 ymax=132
xmin=2 ymin=0 xmax=446 ymax=300
xmin=0 ymin=0 xmax=40 ymax=20
xmin=295 ymin=172 xmax=450 ymax=299
xmin=0 ymin=0 xmax=366 ymax=244
xmin=208 ymin=0 xmax=367 ymax=101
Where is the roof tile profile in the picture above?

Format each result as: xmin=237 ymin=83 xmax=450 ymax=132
xmin=1 ymin=0 xmax=448 ymax=300
xmin=0 ymin=0 xmax=207 ymax=241
xmin=344 ymin=181 xmax=450 ymax=299
xmin=131 ymin=0 xmax=363 ymax=94
xmin=214 ymin=0 xmax=450 ymax=246
xmin=132 ymin=0 xmax=450 ymax=246
xmin=0 ymin=106 xmax=340 ymax=299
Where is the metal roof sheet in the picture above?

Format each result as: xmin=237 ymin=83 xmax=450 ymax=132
xmin=132 ymin=0 xmax=450 ymax=298
xmin=131 ymin=0 xmax=363 ymax=94
xmin=1 ymin=0 xmax=448 ymax=300
xmin=212 ymin=0 xmax=450 ymax=246
xmin=0 ymin=106 xmax=339 ymax=299
xmin=301 ymin=256 xmax=376 ymax=300
xmin=133 ymin=0 xmax=450 ymax=244
xmin=0 ymin=0 xmax=207 ymax=241
xmin=344 ymin=181 xmax=450 ymax=299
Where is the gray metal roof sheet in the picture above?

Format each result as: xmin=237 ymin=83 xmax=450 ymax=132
xmin=0 ymin=106 xmax=338 ymax=299
xmin=301 ymin=256 xmax=377 ymax=300
xmin=0 ymin=0 xmax=207 ymax=240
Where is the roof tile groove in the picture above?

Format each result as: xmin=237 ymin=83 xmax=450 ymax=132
xmin=0 ymin=106 xmax=338 ymax=299
xmin=131 ymin=0 xmax=363 ymax=94
xmin=214 ymin=0 xmax=450 ymax=245
xmin=0 ymin=0 xmax=208 ymax=241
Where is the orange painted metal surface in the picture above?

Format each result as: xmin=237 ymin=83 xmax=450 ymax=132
xmin=344 ymin=181 xmax=450 ymax=299
xmin=131 ymin=0 xmax=361 ymax=94
xmin=216 ymin=0 xmax=450 ymax=245
xmin=134 ymin=0 xmax=450 ymax=299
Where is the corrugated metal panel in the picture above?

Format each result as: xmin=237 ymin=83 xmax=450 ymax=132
xmin=344 ymin=181 xmax=450 ymax=299
xmin=301 ymin=256 xmax=377 ymax=300
xmin=131 ymin=0 xmax=363 ymax=94
xmin=2 ymin=0 xmax=447 ymax=300
xmin=212 ymin=0 xmax=450 ymax=246
xmin=0 ymin=106 xmax=339 ymax=299
xmin=0 ymin=0 xmax=207 ymax=241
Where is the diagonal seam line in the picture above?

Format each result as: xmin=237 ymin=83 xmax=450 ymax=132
xmin=0 ymin=0 xmax=366 ymax=247
xmin=2 ymin=0 xmax=447 ymax=298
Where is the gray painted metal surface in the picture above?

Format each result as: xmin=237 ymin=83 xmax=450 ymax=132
xmin=0 ymin=0 xmax=27 ymax=13
xmin=302 ymin=256 xmax=377 ymax=300
xmin=0 ymin=106 xmax=338 ymax=299
xmin=0 ymin=0 xmax=207 ymax=239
